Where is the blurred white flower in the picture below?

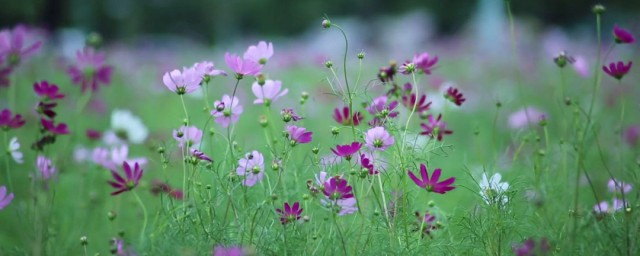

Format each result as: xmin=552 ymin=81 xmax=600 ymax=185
xmin=479 ymin=173 xmax=509 ymax=205
xmin=8 ymin=137 xmax=23 ymax=164
xmin=105 ymin=109 xmax=149 ymax=145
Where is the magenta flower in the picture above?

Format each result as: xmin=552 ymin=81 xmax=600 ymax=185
xmin=398 ymin=61 xmax=415 ymax=75
xmin=162 ymin=68 xmax=202 ymax=95
xmin=224 ymin=53 xmax=261 ymax=79
xmin=236 ymin=151 xmax=264 ymax=187
xmin=333 ymin=106 xmax=363 ymax=126
xmin=86 ymin=129 xmax=102 ymax=140
xmin=36 ymin=101 xmax=58 ymax=119
xmin=276 ymin=201 xmax=303 ymax=225
xmin=323 ymin=177 xmax=354 ymax=200
xmin=445 ymin=87 xmax=465 ymax=106
xmin=191 ymin=61 xmax=227 ymax=80
xmin=0 ymin=25 xmax=42 ymax=66
xmin=608 ymin=179 xmax=632 ymax=194
xmin=211 ymin=95 xmax=243 ymax=128
xmin=613 ymin=24 xmax=635 ymax=44
xmin=191 ymin=149 xmax=213 ymax=162
xmin=360 ymin=154 xmax=378 ymax=175
xmin=603 ymin=61 xmax=632 ymax=80
xmin=67 ymin=47 xmax=113 ymax=92
xmin=412 ymin=52 xmax=438 ymax=74
xmin=377 ymin=64 xmax=397 ymax=83
xmin=0 ymin=185 xmax=14 ymax=210
xmin=0 ymin=108 xmax=26 ymax=130
xmin=33 ymin=80 xmax=64 ymax=100
xmin=108 ymin=161 xmax=143 ymax=196
xmin=213 ymin=246 xmax=245 ymax=256
xmin=408 ymin=164 xmax=455 ymax=194
xmin=364 ymin=127 xmax=394 ymax=151
xmin=420 ymin=114 xmax=453 ymax=141
xmin=173 ymin=125 xmax=203 ymax=148
xmin=286 ymin=125 xmax=313 ymax=144
xmin=366 ymin=96 xmax=399 ymax=119
xmin=624 ymin=125 xmax=640 ymax=146
xmin=512 ymin=238 xmax=550 ymax=256
xmin=330 ymin=142 xmax=362 ymax=160
xmin=41 ymin=118 xmax=69 ymax=135
xmin=252 ymin=80 xmax=288 ymax=105
xmin=244 ymin=41 xmax=274 ymax=65
xmin=37 ymin=155 xmax=56 ymax=180
xmin=281 ymin=108 xmax=303 ymax=122
xmin=402 ymin=93 xmax=431 ymax=114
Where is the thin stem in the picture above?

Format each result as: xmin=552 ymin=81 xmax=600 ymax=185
xmin=332 ymin=24 xmax=357 ymax=141
xmin=3 ymin=132 xmax=14 ymax=190
xmin=133 ymin=191 xmax=148 ymax=246
xmin=505 ymin=0 xmax=532 ymax=127
xmin=332 ymin=211 xmax=348 ymax=255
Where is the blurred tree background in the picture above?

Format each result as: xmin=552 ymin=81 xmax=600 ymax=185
xmin=0 ymin=0 xmax=638 ymax=43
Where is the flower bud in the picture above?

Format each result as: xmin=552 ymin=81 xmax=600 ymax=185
xmin=175 ymin=131 xmax=184 ymax=138
xmin=322 ymin=19 xmax=331 ymax=29
xmin=325 ymin=61 xmax=333 ymax=69
xmin=312 ymin=147 xmax=319 ymax=154
xmin=303 ymin=215 xmax=310 ymax=222
xmin=86 ymin=32 xmax=103 ymax=48
xmin=182 ymin=118 xmax=188 ymax=126
xmin=257 ymin=74 xmax=266 ymax=86
xmin=271 ymin=193 xmax=278 ymax=201
xmin=302 ymin=194 xmax=311 ymax=200
xmin=301 ymin=91 xmax=309 ymax=100
xmin=157 ymin=146 xmax=165 ymax=154
xmin=272 ymin=162 xmax=280 ymax=171
xmin=331 ymin=127 xmax=340 ymax=135
xmin=108 ymin=210 xmax=117 ymax=221
xmin=259 ymin=115 xmax=269 ymax=128
xmin=80 ymin=236 xmax=88 ymax=246
xmin=357 ymin=51 xmax=365 ymax=60
xmin=427 ymin=200 xmax=435 ymax=207
xmin=592 ymin=4 xmax=605 ymax=14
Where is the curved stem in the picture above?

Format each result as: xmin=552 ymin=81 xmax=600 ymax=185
xmin=133 ymin=191 xmax=148 ymax=246
xmin=332 ymin=24 xmax=357 ymax=141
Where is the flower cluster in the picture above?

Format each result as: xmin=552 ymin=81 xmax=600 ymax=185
xmin=0 ymin=25 xmax=42 ymax=86
xmin=32 ymin=80 xmax=69 ymax=151
xmin=67 ymin=47 xmax=113 ymax=92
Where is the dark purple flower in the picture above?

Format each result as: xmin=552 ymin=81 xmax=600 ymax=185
xmin=333 ymin=106 xmax=363 ymax=126
xmin=276 ymin=201 xmax=303 ymax=225
xmin=67 ymin=47 xmax=113 ymax=92
xmin=191 ymin=149 xmax=213 ymax=162
xmin=330 ymin=142 xmax=362 ymax=160
xmin=41 ymin=119 xmax=69 ymax=135
xmin=360 ymin=154 xmax=378 ymax=175
xmin=323 ymin=177 xmax=354 ymax=200
xmin=420 ymin=114 xmax=453 ymax=141
xmin=413 ymin=52 xmax=438 ymax=74
xmin=0 ymin=66 xmax=12 ymax=87
xmin=33 ymin=80 xmax=64 ymax=100
xmin=213 ymin=246 xmax=245 ymax=256
xmin=0 ymin=108 xmax=26 ymax=130
xmin=286 ymin=125 xmax=313 ymax=144
xmin=36 ymin=101 xmax=57 ymax=119
xmin=377 ymin=63 xmax=397 ymax=82
xmin=281 ymin=108 xmax=303 ymax=122
xmin=445 ymin=87 xmax=465 ymax=106
xmin=108 ymin=161 xmax=143 ymax=196
xmin=402 ymin=93 xmax=431 ymax=113
xmin=602 ymin=61 xmax=632 ymax=80
xmin=366 ymin=96 xmax=399 ymax=119
xmin=408 ymin=164 xmax=455 ymax=194
xmin=86 ymin=129 xmax=102 ymax=140
xmin=0 ymin=25 xmax=42 ymax=66
xmin=613 ymin=24 xmax=635 ymax=44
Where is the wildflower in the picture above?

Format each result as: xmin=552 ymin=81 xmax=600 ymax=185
xmin=191 ymin=149 xmax=213 ymax=162
xmin=330 ymin=142 xmax=362 ymax=160
xmin=413 ymin=211 xmax=438 ymax=238
xmin=624 ymin=125 xmax=640 ymax=146
xmin=420 ymin=114 xmax=453 ymax=141
xmin=211 ymin=95 xmax=243 ymax=128
xmin=236 ymin=151 xmax=264 ymax=187
xmin=162 ymin=68 xmax=202 ymax=95
xmin=92 ymin=145 xmax=147 ymax=170
xmin=444 ymin=87 xmax=465 ymax=106
xmin=334 ymin=197 xmax=358 ymax=215
xmin=244 ymin=41 xmax=274 ymax=65
xmin=276 ymin=201 xmax=303 ymax=225
xmin=191 ymin=61 xmax=227 ymax=82
xmin=105 ymin=109 xmax=149 ymax=145
xmin=364 ymin=127 xmax=394 ymax=151
xmin=613 ymin=24 xmax=635 ymax=44
xmin=377 ymin=63 xmax=397 ymax=82
xmin=67 ymin=47 xmax=113 ymax=92
xmin=593 ymin=199 xmax=627 ymax=214
xmin=0 ymin=25 xmax=42 ymax=66
xmin=281 ymin=108 xmax=303 ymax=122
xmin=173 ymin=126 xmax=203 ymax=148
xmin=286 ymin=125 xmax=313 ymax=144
xmin=319 ymin=176 xmax=358 ymax=215
xmin=398 ymin=61 xmax=415 ymax=74
xmin=333 ymin=106 xmax=363 ymax=126
xmin=572 ymin=55 xmax=589 ymax=77
xmin=479 ymin=173 xmax=509 ymax=205
xmin=0 ymin=108 xmax=26 ymax=130
xmin=0 ymin=185 xmax=14 ymax=210
xmin=602 ymin=61 xmax=632 ymax=80
xmin=224 ymin=53 xmax=261 ymax=79
xmin=33 ymin=80 xmax=65 ymax=100
xmin=252 ymin=80 xmax=288 ymax=105
xmin=366 ymin=96 xmax=399 ymax=119
xmin=608 ymin=179 xmax=632 ymax=194
xmin=553 ymin=51 xmax=575 ymax=68
xmin=108 ymin=161 xmax=143 ymax=196
xmin=507 ymin=107 xmax=547 ymax=129
xmin=112 ymin=238 xmax=137 ymax=256
xmin=37 ymin=155 xmax=56 ymax=180
xmin=323 ymin=176 xmax=354 ymax=200
xmin=512 ymin=238 xmax=550 ymax=256
xmin=41 ymin=119 xmax=69 ymax=135
xmin=402 ymin=93 xmax=431 ymax=114
xmin=86 ymin=129 xmax=102 ymax=140
xmin=413 ymin=52 xmax=438 ymax=74
xmin=150 ymin=179 xmax=184 ymax=200
xmin=359 ymin=154 xmax=378 ymax=175
xmin=408 ymin=164 xmax=455 ymax=194
xmin=213 ymin=245 xmax=245 ymax=256
xmin=8 ymin=137 xmax=23 ymax=164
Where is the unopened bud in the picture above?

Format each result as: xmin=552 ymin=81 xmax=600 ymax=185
xmin=592 ymin=4 xmax=605 ymax=14
xmin=331 ymin=127 xmax=339 ymax=135
xmin=312 ymin=147 xmax=319 ymax=154
xmin=325 ymin=61 xmax=333 ymax=69
xmin=157 ymin=146 xmax=165 ymax=154
xmin=357 ymin=51 xmax=365 ymax=60
xmin=322 ymin=19 xmax=331 ymax=29
xmin=257 ymin=74 xmax=266 ymax=86
xmin=108 ymin=211 xmax=117 ymax=221
xmin=259 ymin=115 xmax=268 ymax=128
xmin=80 ymin=236 xmax=88 ymax=246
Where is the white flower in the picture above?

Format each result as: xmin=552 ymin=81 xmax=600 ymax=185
xmin=106 ymin=109 xmax=149 ymax=145
xmin=8 ymin=137 xmax=23 ymax=164
xmin=479 ymin=173 xmax=509 ymax=205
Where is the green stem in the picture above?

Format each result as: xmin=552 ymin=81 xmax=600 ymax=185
xmin=332 ymin=24 xmax=357 ymax=141
xmin=505 ymin=0 xmax=532 ymax=127
xmin=133 ymin=191 xmax=148 ymax=246
xmin=3 ymin=132 xmax=14 ymax=190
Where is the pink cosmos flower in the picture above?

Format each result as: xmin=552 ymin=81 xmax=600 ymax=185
xmin=333 ymin=106 xmax=363 ymax=126
xmin=41 ymin=119 xmax=69 ymax=135
xmin=331 ymin=142 xmax=362 ymax=160
xmin=92 ymin=145 xmax=147 ymax=170
xmin=508 ymin=107 xmax=547 ymax=129
xmin=173 ymin=125 xmax=203 ymax=148
xmin=236 ymin=151 xmax=264 ymax=187
xmin=420 ymin=114 xmax=453 ymax=141
xmin=191 ymin=61 xmax=227 ymax=80
xmin=401 ymin=93 xmax=431 ymax=114
xmin=408 ymin=164 xmax=455 ymax=194
xmin=572 ymin=55 xmax=589 ymax=77
xmin=445 ymin=87 xmax=465 ymax=106
xmin=281 ymin=108 xmax=303 ymax=122
xmin=252 ymin=80 xmax=288 ymax=105
xmin=323 ymin=176 xmax=354 ymax=200
xmin=162 ymin=67 xmax=202 ymax=95
xmin=108 ymin=161 xmax=143 ymax=196
xmin=0 ymin=25 xmax=42 ymax=66
xmin=412 ymin=52 xmax=438 ymax=74
xmin=213 ymin=246 xmax=245 ymax=256
xmin=602 ymin=61 xmax=632 ymax=80
xmin=359 ymin=153 xmax=379 ymax=175
xmin=286 ymin=125 xmax=313 ymax=144
xmin=364 ymin=127 xmax=394 ymax=151
xmin=0 ymin=186 xmax=14 ymax=210
xmin=211 ymin=95 xmax=243 ymax=128
xmin=67 ymin=47 xmax=113 ymax=92
xmin=191 ymin=149 xmax=213 ymax=162
xmin=33 ymin=80 xmax=64 ymax=100
xmin=366 ymin=96 xmax=399 ymax=119
xmin=593 ymin=199 xmax=626 ymax=214
xmin=243 ymin=41 xmax=274 ymax=65
xmin=613 ymin=24 xmax=635 ymax=44
xmin=37 ymin=155 xmax=56 ymax=180
xmin=224 ymin=53 xmax=261 ymax=79
xmin=0 ymin=108 xmax=26 ymax=130
xmin=624 ymin=125 xmax=640 ymax=146
xmin=276 ymin=201 xmax=303 ymax=225
xmin=608 ymin=179 xmax=632 ymax=194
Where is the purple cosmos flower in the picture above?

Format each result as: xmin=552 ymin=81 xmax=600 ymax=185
xmin=420 ymin=114 xmax=453 ymax=141
xmin=36 ymin=101 xmax=58 ymax=119
xmin=244 ymin=41 xmax=274 ymax=65
xmin=0 ymin=109 xmax=26 ymax=130
xmin=173 ymin=125 xmax=203 ymax=148
xmin=364 ymin=127 xmax=394 ymax=151
xmin=86 ymin=129 xmax=102 ymax=140
xmin=41 ymin=119 xmax=69 ymax=135
xmin=67 ymin=47 xmax=113 ymax=92
xmin=398 ymin=60 xmax=415 ymax=75
xmin=191 ymin=61 xmax=227 ymax=81
xmin=281 ymin=108 xmax=303 ymax=122
xmin=211 ymin=95 xmax=243 ymax=128
xmin=286 ymin=125 xmax=313 ymax=144
xmin=162 ymin=67 xmax=202 ymax=95
xmin=276 ymin=201 xmax=303 ymax=225
xmin=508 ymin=107 xmax=547 ymax=129
xmin=213 ymin=246 xmax=245 ymax=256
xmin=108 ymin=161 xmax=144 ymax=196
xmin=594 ymin=199 xmax=627 ymax=214
xmin=445 ymin=87 xmax=465 ymax=106
xmin=360 ymin=154 xmax=378 ymax=175
xmin=333 ymin=106 xmax=363 ymax=126
xmin=608 ymin=179 xmax=632 ymax=194
xmin=603 ymin=61 xmax=632 ymax=80
xmin=408 ymin=164 xmax=455 ymax=194
xmin=0 ymin=186 xmax=14 ymax=210
xmin=323 ymin=176 xmax=354 ymax=200
xmin=112 ymin=238 xmax=137 ymax=256
xmin=236 ymin=151 xmax=264 ymax=187
xmin=330 ymin=142 xmax=362 ymax=160
xmin=624 ymin=125 xmax=640 ymax=146
xmin=414 ymin=211 xmax=438 ymax=238
xmin=252 ymin=80 xmax=288 ymax=105
xmin=377 ymin=63 xmax=397 ymax=83
xmin=37 ymin=155 xmax=56 ymax=180
xmin=33 ymin=80 xmax=64 ymax=100
xmin=0 ymin=25 xmax=42 ymax=66
xmin=191 ymin=149 xmax=213 ymax=162
xmin=334 ymin=197 xmax=358 ymax=215
xmin=225 ymin=53 xmax=261 ymax=79
xmin=512 ymin=238 xmax=550 ymax=256
xmin=402 ymin=93 xmax=431 ymax=114
xmin=367 ymin=96 xmax=399 ymax=119
xmin=613 ymin=24 xmax=635 ymax=44
xmin=150 ymin=179 xmax=184 ymax=200
xmin=413 ymin=52 xmax=438 ymax=74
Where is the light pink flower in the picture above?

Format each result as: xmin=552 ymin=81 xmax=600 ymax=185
xmin=37 ymin=155 xmax=56 ymax=180
xmin=608 ymin=179 xmax=632 ymax=194
xmin=173 ymin=126 xmax=203 ymax=148
xmin=252 ymin=80 xmax=288 ymax=105
xmin=211 ymin=95 xmax=243 ymax=128
xmin=191 ymin=61 xmax=227 ymax=79
xmin=0 ymin=24 xmax=42 ymax=66
xmin=236 ymin=151 xmax=264 ymax=187
xmin=67 ymin=47 xmax=113 ymax=92
xmin=162 ymin=67 xmax=202 ymax=95
xmin=244 ymin=41 xmax=274 ymax=65
xmin=364 ymin=127 xmax=394 ymax=151
xmin=224 ymin=53 xmax=261 ymax=78
xmin=508 ymin=107 xmax=547 ymax=129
